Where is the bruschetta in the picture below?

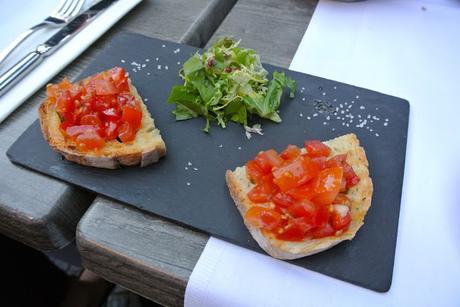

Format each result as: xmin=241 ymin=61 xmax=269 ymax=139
xmin=226 ymin=133 xmax=373 ymax=260
xmin=39 ymin=67 xmax=166 ymax=169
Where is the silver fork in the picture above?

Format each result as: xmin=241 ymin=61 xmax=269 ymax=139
xmin=0 ymin=0 xmax=85 ymax=65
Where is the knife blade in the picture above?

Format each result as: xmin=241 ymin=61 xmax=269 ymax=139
xmin=0 ymin=0 xmax=118 ymax=97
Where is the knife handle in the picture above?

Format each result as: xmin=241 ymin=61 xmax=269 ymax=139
xmin=0 ymin=51 xmax=43 ymax=97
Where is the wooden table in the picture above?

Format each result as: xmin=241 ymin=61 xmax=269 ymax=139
xmin=0 ymin=0 xmax=317 ymax=305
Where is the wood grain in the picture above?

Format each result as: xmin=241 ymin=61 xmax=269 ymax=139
xmin=76 ymin=0 xmax=318 ymax=305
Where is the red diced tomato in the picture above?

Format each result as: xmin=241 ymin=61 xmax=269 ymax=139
xmin=330 ymin=205 xmax=351 ymax=231
xmin=255 ymin=149 xmax=283 ymax=172
xmin=104 ymin=121 xmax=119 ymax=140
xmin=342 ymin=161 xmax=360 ymax=188
xmin=272 ymin=192 xmax=295 ymax=208
xmin=280 ymin=145 xmax=301 ymax=160
xmin=245 ymin=206 xmax=283 ymax=231
xmin=304 ymin=140 xmax=331 ymax=158
xmin=247 ymin=180 xmax=279 ymax=203
xmin=273 ymin=156 xmax=319 ymax=191
xmin=246 ymin=160 xmax=268 ymax=183
xmin=122 ymin=104 xmax=142 ymax=130
xmin=80 ymin=113 xmax=101 ymax=126
xmin=312 ymin=167 xmax=343 ymax=205
xmin=276 ymin=217 xmax=312 ymax=241
xmin=118 ymin=122 xmax=136 ymax=142
xmin=75 ymin=131 xmax=105 ymax=150
xmin=311 ymin=223 xmax=335 ymax=239
xmin=92 ymin=76 xmax=118 ymax=95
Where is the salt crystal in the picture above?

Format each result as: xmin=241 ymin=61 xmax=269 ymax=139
xmin=323 ymin=122 xmax=327 ymax=125
xmin=185 ymin=167 xmax=188 ymax=170
xmin=326 ymin=116 xmax=330 ymax=120
xmin=162 ymin=44 xmax=166 ymax=48
xmin=356 ymin=95 xmax=360 ymax=99
xmin=165 ymin=66 xmax=169 ymax=70
xmin=360 ymin=106 xmax=365 ymax=110
xmin=188 ymin=162 xmax=192 ymax=166
xmin=302 ymin=97 xmax=306 ymax=101
xmin=307 ymin=116 xmax=311 ymax=120
xmin=147 ymin=72 xmax=151 ymax=76
xmin=186 ymin=182 xmax=191 ymax=186
xmin=142 ymin=64 xmax=146 ymax=68
xmin=340 ymin=104 xmax=343 ymax=108
xmin=157 ymin=65 xmax=161 ymax=70
xmin=193 ymin=167 xmax=198 ymax=171
xmin=177 ymin=61 xmax=181 ymax=65
xmin=146 ymin=59 xmax=150 ymax=62
xmin=312 ymin=113 xmax=318 ymax=117
xmin=121 ymin=59 xmax=126 ymax=63
xmin=356 ymin=119 xmax=367 ymax=128
xmin=299 ymin=113 xmax=303 ymax=118
xmin=384 ymin=122 xmax=388 ymax=126
xmin=218 ymin=144 xmax=223 ymax=148
xmin=155 ymin=57 xmax=159 ymax=61
xmin=322 ymin=92 xmax=326 ymax=96
xmin=238 ymin=146 xmax=242 ymax=150
xmin=375 ymin=133 xmax=380 ymax=137
xmin=333 ymin=86 xmax=337 ymax=90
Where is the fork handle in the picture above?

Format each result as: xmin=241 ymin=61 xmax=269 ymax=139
xmin=0 ymin=22 xmax=46 ymax=65
xmin=0 ymin=51 xmax=43 ymax=97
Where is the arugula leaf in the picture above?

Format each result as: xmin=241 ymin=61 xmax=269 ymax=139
xmin=167 ymin=37 xmax=297 ymax=132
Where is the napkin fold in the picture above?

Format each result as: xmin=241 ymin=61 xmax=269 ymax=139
xmin=0 ymin=0 xmax=142 ymax=123
xmin=185 ymin=1 xmax=460 ymax=306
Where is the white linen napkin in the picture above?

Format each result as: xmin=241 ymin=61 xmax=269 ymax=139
xmin=185 ymin=1 xmax=460 ymax=306
xmin=0 ymin=0 xmax=142 ymax=123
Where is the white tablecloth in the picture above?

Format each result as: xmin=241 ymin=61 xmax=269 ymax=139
xmin=185 ymin=0 xmax=460 ymax=306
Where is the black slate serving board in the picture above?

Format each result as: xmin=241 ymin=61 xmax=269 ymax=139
xmin=7 ymin=32 xmax=409 ymax=292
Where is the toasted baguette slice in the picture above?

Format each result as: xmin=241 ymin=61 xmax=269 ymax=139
xmin=39 ymin=78 xmax=166 ymax=169
xmin=226 ymin=133 xmax=373 ymax=260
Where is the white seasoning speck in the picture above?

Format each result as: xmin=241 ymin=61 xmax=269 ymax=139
xmin=322 ymin=92 xmax=326 ymax=96
xmin=185 ymin=167 xmax=188 ymax=170
xmin=356 ymin=119 xmax=368 ymax=128
xmin=132 ymin=69 xmax=137 ymax=73
xmin=351 ymin=100 xmax=355 ymax=104
xmin=356 ymin=95 xmax=360 ymax=99
xmin=372 ymin=116 xmax=380 ymax=120
xmin=326 ymin=116 xmax=330 ymax=120
xmin=302 ymin=97 xmax=306 ymax=101
xmin=333 ymin=98 xmax=337 ymax=102
xmin=340 ymin=104 xmax=343 ymax=108
xmin=341 ymin=110 xmax=345 ymax=114
xmin=157 ymin=65 xmax=161 ymax=70
xmin=342 ymin=122 xmax=346 ymax=126
xmin=307 ymin=116 xmax=311 ymax=120
xmin=333 ymin=86 xmax=337 ymax=90
xmin=147 ymin=72 xmax=151 ymax=76
xmin=146 ymin=59 xmax=150 ymax=62
xmin=360 ymin=106 xmax=365 ymax=110
xmin=193 ymin=167 xmax=198 ymax=171
xmin=186 ymin=182 xmax=191 ymax=186
xmin=238 ymin=146 xmax=242 ymax=150
xmin=323 ymin=122 xmax=327 ymax=125
xmin=142 ymin=64 xmax=146 ymax=68
xmin=384 ymin=122 xmax=388 ymax=126
xmin=155 ymin=57 xmax=159 ymax=61
xmin=332 ymin=128 xmax=335 ymax=131
xmin=218 ymin=144 xmax=223 ymax=148
xmin=385 ymin=118 xmax=389 ymax=122
xmin=301 ymin=87 xmax=305 ymax=90
xmin=312 ymin=113 xmax=318 ymax=117
xmin=375 ymin=133 xmax=380 ymax=137
xmin=121 ymin=59 xmax=126 ymax=63
xmin=299 ymin=113 xmax=303 ymax=117
xmin=177 ymin=61 xmax=181 ymax=65
xmin=165 ymin=65 xmax=169 ymax=70
xmin=358 ymin=115 xmax=362 ymax=118
xmin=346 ymin=123 xmax=349 ymax=127
xmin=188 ymin=162 xmax=192 ymax=166
xmin=144 ymin=98 xmax=149 ymax=102
xmin=162 ymin=44 xmax=166 ymax=48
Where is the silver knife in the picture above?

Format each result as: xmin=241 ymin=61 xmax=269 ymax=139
xmin=0 ymin=0 xmax=118 ymax=97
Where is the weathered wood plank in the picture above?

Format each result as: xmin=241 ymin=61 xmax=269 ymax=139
xmin=77 ymin=0 xmax=318 ymax=305
xmin=207 ymin=0 xmax=318 ymax=68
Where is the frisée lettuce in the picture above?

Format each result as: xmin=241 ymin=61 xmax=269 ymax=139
xmin=167 ymin=37 xmax=297 ymax=132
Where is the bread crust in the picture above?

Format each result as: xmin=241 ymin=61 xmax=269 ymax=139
xmin=39 ymin=77 xmax=166 ymax=169
xmin=225 ymin=133 xmax=373 ymax=260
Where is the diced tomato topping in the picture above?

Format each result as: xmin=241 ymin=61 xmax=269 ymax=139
xmin=245 ymin=140 xmax=360 ymax=241
xmin=272 ymin=192 xmax=295 ymax=208
xmin=245 ymin=206 xmax=283 ymax=231
xmin=246 ymin=160 xmax=268 ymax=183
xmin=255 ymin=149 xmax=283 ymax=172
xmin=118 ymin=122 xmax=136 ymax=143
xmin=122 ymin=105 xmax=142 ymax=130
xmin=47 ymin=67 xmax=143 ymax=151
xmin=247 ymin=180 xmax=279 ymax=203
xmin=311 ymin=223 xmax=335 ymax=239
xmin=330 ymin=205 xmax=351 ymax=231
xmin=304 ymin=140 xmax=331 ymax=157
xmin=273 ymin=156 xmax=319 ymax=191
xmin=280 ymin=145 xmax=301 ymax=160
xmin=75 ymin=131 xmax=105 ymax=150
xmin=312 ymin=167 xmax=343 ymax=205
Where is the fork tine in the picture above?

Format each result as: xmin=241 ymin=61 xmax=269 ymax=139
xmin=54 ymin=0 xmax=74 ymax=15
xmin=65 ymin=0 xmax=85 ymax=16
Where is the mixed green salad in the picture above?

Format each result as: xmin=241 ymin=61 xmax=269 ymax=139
xmin=167 ymin=37 xmax=297 ymax=132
